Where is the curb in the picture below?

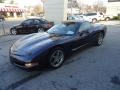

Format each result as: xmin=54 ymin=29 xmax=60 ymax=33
xmin=99 ymin=21 xmax=120 ymax=25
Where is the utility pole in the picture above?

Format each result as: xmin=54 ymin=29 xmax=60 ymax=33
xmin=71 ymin=0 xmax=73 ymax=15
xmin=41 ymin=0 xmax=45 ymax=16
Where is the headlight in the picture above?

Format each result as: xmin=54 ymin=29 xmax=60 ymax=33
xmin=25 ymin=62 xmax=39 ymax=68
xmin=25 ymin=63 xmax=32 ymax=67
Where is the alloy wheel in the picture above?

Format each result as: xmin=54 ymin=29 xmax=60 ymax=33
xmin=49 ymin=49 xmax=64 ymax=68
xmin=11 ymin=29 xmax=17 ymax=35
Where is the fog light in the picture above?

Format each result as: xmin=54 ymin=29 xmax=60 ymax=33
xmin=25 ymin=63 xmax=39 ymax=68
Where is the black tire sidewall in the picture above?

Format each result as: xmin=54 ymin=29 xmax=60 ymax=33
xmin=105 ymin=17 xmax=110 ymax=21
xmin=95 ymin=33 xmax=104 ymax=46
xmin=48 ymin=47 xmax=65 ymax=69
xmin=10 ymin=28 xmax=17 ymax=35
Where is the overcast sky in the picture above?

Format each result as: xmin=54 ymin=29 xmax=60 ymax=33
xmin=77 ymin=0 xmax=108 ymax=5
xmin=5 ymin=0 xmax=108 ymax=6
xmin=5 ymin=0 xmax=43 ymax=7
xmin=16 ymin=0 xmax=42 ymax=6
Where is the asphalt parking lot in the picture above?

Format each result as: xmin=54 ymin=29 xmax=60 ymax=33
xmin=0 ymin=22 xmax=120 ymax=90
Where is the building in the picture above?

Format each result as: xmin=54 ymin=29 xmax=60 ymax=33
xmin=44 ymin=0 xmax=68 ymax=24
xmin=106 ymin=0 xmax=120 ymax=16
xmin=44 ymin=0 xmax=80 ymax=24
xmin=0 ymin=3 xmax=25 ymax=18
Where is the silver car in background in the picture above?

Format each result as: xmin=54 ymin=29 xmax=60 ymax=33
xmin=67 ymin=14 xmax=84 ymax=21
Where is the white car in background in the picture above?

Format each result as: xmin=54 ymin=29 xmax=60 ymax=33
xmin=82 ymin=13 xmax=102 ymax=23
xmin=99 ymin=12 xmax=113 ymax=21
xmin=82 ymin=12 xmax=113 ymax=23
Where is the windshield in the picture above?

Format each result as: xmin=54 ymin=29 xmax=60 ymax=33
xmin=22 ymin=19 xmax=33 ymax=25
xmin=84 ymin=13 xmax=97 ymax=16
xmin=47 ymin=23 xmax=77 ymax=35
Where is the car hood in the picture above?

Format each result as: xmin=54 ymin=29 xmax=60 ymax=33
xmin=11 ymin=32 xmax=69 ymax=60
xmin=12 ymin=24 xmax=22 ymax=28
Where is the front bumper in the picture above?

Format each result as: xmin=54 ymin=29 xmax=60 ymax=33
xmin=10 ymin=56 xmax=39 ymax=69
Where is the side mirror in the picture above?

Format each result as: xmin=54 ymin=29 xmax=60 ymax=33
xmin=78 ymin=31 xmax=83 ymax=36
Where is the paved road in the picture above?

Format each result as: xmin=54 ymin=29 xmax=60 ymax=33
xmin=0 ymin=24 xmax=120 ymax=90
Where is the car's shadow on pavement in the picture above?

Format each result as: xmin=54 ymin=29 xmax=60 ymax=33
xmin=64 ymin=44 xmax=95 ymax=65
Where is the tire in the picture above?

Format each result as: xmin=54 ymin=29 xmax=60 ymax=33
xmin=38 ymin=28 xmax=44 ymax=33
xmin=105 ymin=17 xmax=110 ymax=21
xmin=94 ymin=32 xmax=104 ymax=46
xmin=92 ymin=18 xmax=97 ymax=23
xmin=10 ymin=28 xmax=17 ymax=35
xmin=48 ymin=47 xmax=65 ymax=69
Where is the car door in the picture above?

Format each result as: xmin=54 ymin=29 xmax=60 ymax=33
xmin=18 ymin=20 xmax=28 ymax=33
xmin=21 ymin=19 xmax=34 ymax=33
xmin=32 ymin=19 xmax=41 ymax=32
xmin=77 ymin=22 xmax=93 ymax=46
xmin=26 ymin=19 xmax=35 ymax=33
xmin=40 ymin=19 xmax=53 ymax=30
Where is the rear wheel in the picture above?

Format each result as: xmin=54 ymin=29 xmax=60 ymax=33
xmin=92 ymin=18 xmax=97 ymax=23
xmin=48 ymin=47 xmax=65 ymax=69
xmin=105 ymin=17 xmax=110 ymax=21
xmin=94 ymin=32 xmax=104 ymax=46
xmin=10 ymin=28 xmax=17 ymax=35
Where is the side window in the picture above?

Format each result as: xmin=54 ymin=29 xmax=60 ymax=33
xmin=34 ymin=20 xmax=40 ymax=25
xmin=41 ymin=19 xmax=48 ymax=24
xmin=22 ymin=20 xmax=33 ymax=25
xmin=79 ymin=22 xmax=92 ymax=32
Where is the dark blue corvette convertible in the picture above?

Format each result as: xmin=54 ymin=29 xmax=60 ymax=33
xmin=10 ymin=21 xmax=107 ymax=69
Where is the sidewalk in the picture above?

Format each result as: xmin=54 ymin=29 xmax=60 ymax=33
xmin=98 ymin=20 xmax=120 ymax=25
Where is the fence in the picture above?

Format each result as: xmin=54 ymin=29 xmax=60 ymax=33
xmin=0 ymin=19 xmax=11 ymax=36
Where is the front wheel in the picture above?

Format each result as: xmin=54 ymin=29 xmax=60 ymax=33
xmin=48 ymin=47 xmax=65 ymax=69
xmin=94 ymin=33 xmax=104 ymax=46
xmin=10 ymin=28 xmax=17 ymax=35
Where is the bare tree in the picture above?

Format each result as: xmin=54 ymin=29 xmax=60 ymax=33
xmin=33 ymin=5 xmax=43 ymax=15
xmin=0 ymin=0 xmax=5 ymax=3
xmin=92 ymin=3 xmax=106 ymax=13
xmin=10 ymin=0 xmax=14 ymax=4
xmin=76 ymin=0 xmax=106 ymax=13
